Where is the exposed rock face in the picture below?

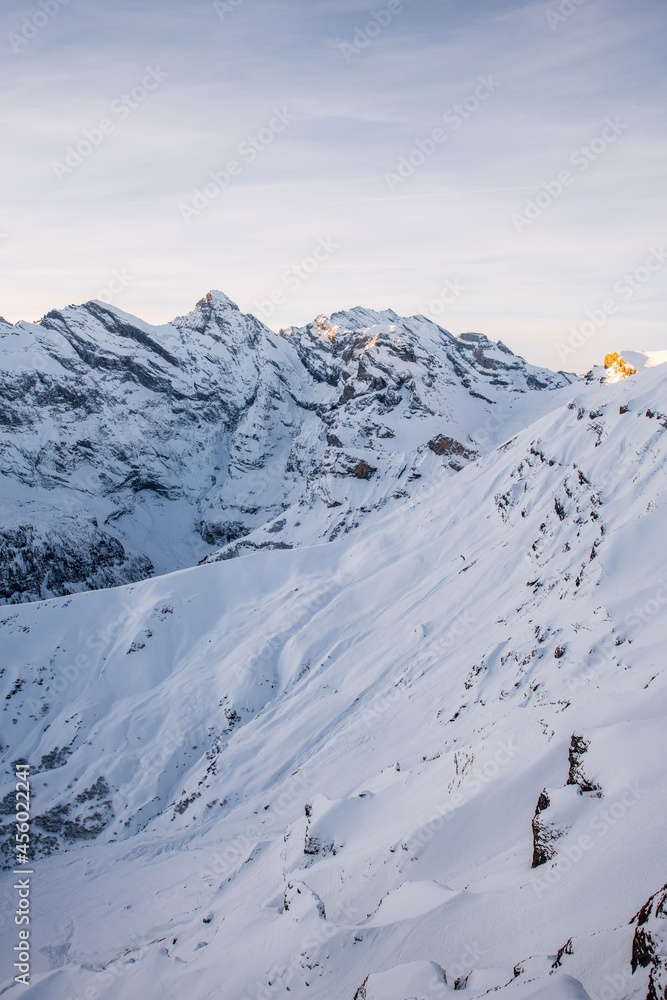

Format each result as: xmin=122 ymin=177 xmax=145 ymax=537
xmin=427 ymin=434 xmax=478 ymax=469
xmin=531 ymin=788 xmax=561 ymax=867
xmin=348 ymin=460 xmax=377 ymax=480
xmin=566 ymin=734 xmax=603 ymax=795
xmin=0 ymin=293 xmax=574 ymax=602
xmin=551 ymin=937 xmax=574 ymax=970
xmin=0 ymin=522 xmax=153 ymax=604
xmin=631 ymin=884 xmax=667 ymax=999
xmin=604 ymin=351 xmax=638 ymax=383
xmin=531 ymin=735 xmax=604 ymax=869
xmin=0 ymin=775 xmax=113 ymax=868
xmin=353 ymin=976 xmax=369 ymax=1000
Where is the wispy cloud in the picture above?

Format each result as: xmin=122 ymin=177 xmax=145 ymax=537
xmin=1 ymin=0 xmax=665 ymax=369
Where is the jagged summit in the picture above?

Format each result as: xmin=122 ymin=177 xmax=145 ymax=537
xmin=603 ymin=351 xmax=638 ymax=383
xmin=457 ymin=330 xmax=496 ymax=342
xmin=173 ymin=288 xmax=241 ymax=325
xmin=457 ymin=331 xmax=515 ymax=359
xmin=202 ymin=288 xmax=240 ymax=310
xmin=328 ymin=304 xmax=402 ymax=328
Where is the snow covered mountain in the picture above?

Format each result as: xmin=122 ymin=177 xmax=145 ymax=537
xmin=1 ymin=347 xmax=666 ymax=999
xmin=0 ymin=291 xmax=574 ymax=603
xmin=590 ymin=351 xmax=667 ymax=386
xmin=621 ymin=349 xmax=667 ymax=371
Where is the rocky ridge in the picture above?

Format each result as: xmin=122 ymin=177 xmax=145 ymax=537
xmin=0 ymin=291 xmax=574 ymax=602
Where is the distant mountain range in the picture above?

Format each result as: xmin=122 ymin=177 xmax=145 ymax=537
xmin=0 ymin=290 xmax=574 ymax=603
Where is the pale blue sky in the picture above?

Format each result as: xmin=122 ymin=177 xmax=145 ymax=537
xmin=1 ymin=0 xmax=665 ymax=370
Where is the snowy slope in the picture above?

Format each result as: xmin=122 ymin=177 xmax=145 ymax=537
xmin=1 ymin=362 xmax=666 ymax=998
xmin=0 ymin=293 xmax=574 ymax=603
xmin=621 ymin=350 xmax=667 ymax=371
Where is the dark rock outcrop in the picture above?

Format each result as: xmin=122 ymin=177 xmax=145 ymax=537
xmin=631 ymin=883 xmax=667 ymax=998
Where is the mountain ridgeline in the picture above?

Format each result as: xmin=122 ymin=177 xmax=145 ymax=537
xmin=0 ymin=291 xmax=574 ymax=603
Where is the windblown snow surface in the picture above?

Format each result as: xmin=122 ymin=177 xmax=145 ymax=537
xmin=1 ymin=305 xmax=667 ymax=1000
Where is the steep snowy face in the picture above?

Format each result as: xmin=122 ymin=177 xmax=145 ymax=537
xmin=206 ymin=309 xmax=576 ymax=563
xmin=0 ymin=364 xmax=665 ymax=1000
xmin=0 ymin=293 xmax=574 ymax=603
xmin=0 ymin=293 xmax=306 ymax=602
xmin=281 ymin=308 xmax=570 ymax=408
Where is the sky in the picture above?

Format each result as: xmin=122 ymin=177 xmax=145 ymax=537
xmin=1 ymin=0 xmax=665 ymax=372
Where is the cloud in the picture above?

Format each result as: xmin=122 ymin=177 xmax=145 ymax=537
xmin=1 ymin=0 xmax=665 ymax=370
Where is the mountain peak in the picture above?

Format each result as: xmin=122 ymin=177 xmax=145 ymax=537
xmin=457 ymin=331 xmax=514 ymax=354
xmin=198 ymin=289 xmax=240 ymax=312
xmin=457 ymin=331 xmax=493 ymax=343
xmin=171 ymin=290 xmax=257 ymax=340
xmin=603 ymin=351 xmax=638 ymax=383
xmin=329 ymin=305 xmax=401 ymax=328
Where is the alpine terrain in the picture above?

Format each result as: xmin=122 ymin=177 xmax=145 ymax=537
xmin=0 ymin=291 xmax=572 ymax=603
xmin=0 ymin=292 xmax=666 ymax=1000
